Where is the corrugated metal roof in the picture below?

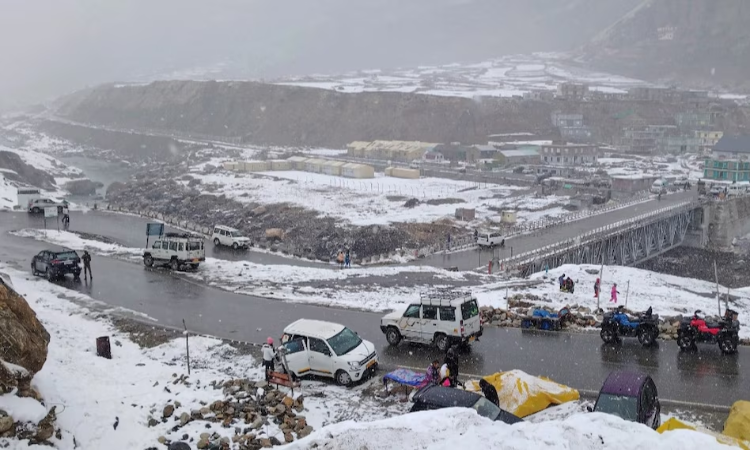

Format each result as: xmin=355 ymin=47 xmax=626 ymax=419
xmin=500 ymin=149 xmax=539 ymax=157
xmin=714 ymin=136 xmax=750 ymax=154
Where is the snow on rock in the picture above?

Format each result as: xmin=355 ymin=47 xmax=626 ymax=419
xmin=0 ymin=394 xmax=47 ymax=423
xmin=284 ymin=407 xmax=729 ymax=450
xmin=0 ymin=173 xmax=16 ymax=210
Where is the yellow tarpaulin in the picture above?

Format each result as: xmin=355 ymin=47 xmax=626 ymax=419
xmin=658 ymin=417 xmax=750 ymax=450
xmin=465 ymin=369 xmax=579 ymax=418
xmin=725 ymin=401 xmax=750 ymax=442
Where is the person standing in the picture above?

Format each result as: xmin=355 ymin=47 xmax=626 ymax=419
xmin=445 ymin=347 xmax=460 ymax=388
xmin=82 ymin=250 xmax=92 ymax=280
xmin=344 ymin=249 xmax=351 ymax=268
xmin=610 ymin=283 xmax=620 ymax=303
xmin=594 ymin=278 xmax=600 ymax=298
xmin=424 ymin=360 xmax=440 ymax=386
xmin=262 ymin=337 xmax=276 ymax=382
xmin=337 ymin=251 xmax=344 ymax=269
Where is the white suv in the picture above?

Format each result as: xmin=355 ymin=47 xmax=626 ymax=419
xmin=477 ymin=231 xmax=504 ymax=247
xmin=142 ymin=232 xmax=206 ymax=271
xmin=380 ymin=290 xmax=483 ymax=352
xmin=28 ymin=198 xmax=68 ymax=214
xmin=212 ymin=225 xmax=250 ymax=249
xmin=280 ymin=319 xmax=378 ymax=386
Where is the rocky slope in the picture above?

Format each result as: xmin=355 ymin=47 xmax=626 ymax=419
xmin=582 ymin=0 xmax=750 ymax=90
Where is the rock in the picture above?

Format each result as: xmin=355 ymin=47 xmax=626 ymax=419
xmin=272 ymin=404 xmax=286 ymax=415
xmin=179 ymin=412 xmax=190 ymax=426
xmin=0 ymin=151 xmax=56 ymax=190
xmin=297 ymin=425 xmax=314 ymax=438
xmin=64 ymin=178 xmax=103 ymax=196
xmin=169 ymin=443 xmax=191 ymax=450
xmin=0 ymin=415 xmax=13 ymax=433
xmin=197 ymin=438 xmax=209 ymax=449
xmin=158 ymin=436 xmax=167 ymax=444
xmin=252 ymin=205 xmax=267 ymax=216
xmin=200 ymin=406 xmax=211 ymax=416
xmin=0 ymin=280 xmax=50 ymax=386
xmin=148 ymin=417 xmax=159 ymax=427
xmin=210 ymin=400 xmax=224 ymax=411
xmin=295 ymin=417 xmax=307 ymax=430
xmin=163 ymin=404 xmax=175 ymax=418
xmin=250 ymin=416 xmax=264 ymax=430
xmin=270 ymin=436 xmax=282 ymax=446
xmin=33 ymin=405 xmax=56 ymax=442
xmin=282 ymin=396 xmax=294 ymax=408
xmin=260 ymin=438 xmax=272 ymax=448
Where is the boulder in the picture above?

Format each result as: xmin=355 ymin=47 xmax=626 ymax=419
xmin=163 ymin=404 xmax=175 ymax=418
xmin=0 ymin=279 xmax=50 ymax=387
xmin=0 ymin=415 xmax=13 ymax=433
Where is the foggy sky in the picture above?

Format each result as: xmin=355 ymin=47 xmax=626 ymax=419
xmin=0 ymin=0 xmax=641 ymax=110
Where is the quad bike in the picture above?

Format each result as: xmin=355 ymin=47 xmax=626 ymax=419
xmin=600 ymin=306 xmax=660 ymax=347
xmin=521 ymin=307 xmax=572 ymax=331
xmin=677 ymin=309 xmax=740 ymax=354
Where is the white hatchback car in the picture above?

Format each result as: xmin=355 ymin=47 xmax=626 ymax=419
xmin=280 ymin=319 xmax=378 ymax=386
xmin=212 ymin=225 xmax=250 ymax=249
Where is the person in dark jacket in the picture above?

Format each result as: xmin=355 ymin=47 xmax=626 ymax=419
xmin=558 ymin=273 xmax=566 ymax=289
xmin=445 ymin=347 xmax=460 ymax=387
xmin=479 ymin=378 xmax=500 ymax=407
xmin=82 ymin=250 xmax=92 ymax=280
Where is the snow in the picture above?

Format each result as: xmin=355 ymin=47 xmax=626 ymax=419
xmin=0 ymin=394 xmax=48 ymax=423
xmin=187 ymin=170 xmax=568 ymax=226
xmin=0 ymin=173 xmax=16 ymax=210
xmin=284 ymin=407 xmax=730 ymax=450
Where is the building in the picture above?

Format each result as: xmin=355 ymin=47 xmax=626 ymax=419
xmin=523 ymin=90 xmax=554 ymax=101
xmin=560 ymin=126 xmax=594 ymax=142
xmin=345 ymin=141 xmax=372 ymax=158
xmin=628 ymin=87 xmax=672 ymax=102
xmin=675 ymin=111 xmax=712 ymax=130
xmin=422 ymin=151 xmax=444 ymax=163
xmin=611 ymin=176 xmax=658 ymax=195
xmin=346 ymin=140 xmax=439 ymax=162
xmin=341 ymin=163 xmax=375 ymax=179
xmin=496 ymin=146 xmax=540 ymax=165
xmin=704 ymin=136 xmax=750 ymax=181
xmin=540 ymin=142 xmax=598 ymax=166
xmin=658 ymin=136 xmax=700 ymax=154
xmin=695 ymin=130 xmax=724 ymax=149
xmin=551 ymin=113 xmax=584 ymax=128
xmin=556 ymin=83 xmax=589 ymax=100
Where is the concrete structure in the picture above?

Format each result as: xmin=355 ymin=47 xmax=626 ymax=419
xmin=341 ymin=163 xmax=375 ymax=179
xmin=523 ymin=90 xmax=554 ymax=101
xmin=346 ymin=141 xmax=371 ymax=158
xmin=704 ymin=136 xmax=750 ymax=181
xmin=386 ymin=167 xmax=420 ymax=179
xmin=540 ymin=142 xmax=598 ymax=166
xmin=675 ymin=111 xmax=712 ymax=130
xmin=496 ymin=147 xmax=540 ymax=165
xmin=551 ymin=113 xmax=583 ymax=128
xmin=423 ymin=151 xmax=444 ymax=163
xmin=346 ymin=140 xmax=438 ymax=162
xmin=611 ymin=176 xmax=658 ymax=194
xmin=241 ymin=161 xmax=269 ymax=172
xmin=454 ymin=208 xmax=476 ymax=221
xmin=304 ymin=158 xmax=327 ymax=173
xmin=269 ymin=159 xmax=292 ymax=171
xmin=659 ymin=136 xmax=700 ymax=154
xmin=222 ymin=161 xmax=240 ymax=171
xmin=628 ymin=87 xmax=672 ymax=102
xmin=556 ymin=82 xmax=589 ymax=100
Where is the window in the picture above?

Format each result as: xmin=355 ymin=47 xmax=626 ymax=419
xmin=152 ymin=241 xmax=161 ymax=249
xmin=162 ymin=242 xmax=170 ymax=249
xmin=283 ymin=338 xmax=306 ymax=354
xmin=422 ymin=305 xmax=438 ymax=320
xmin=439 ymin=307 xmax=456 ymax=322
xmin=189 ymin=242 xmax=201 ymax=251
xmin=461 ymin=300 xmax=479 ymax=320
xmin=308 ymin=338 xmax=331 ymax=355
xmin=169 ymin=242 xmax=178 ymax=251
xmin=404 ymin=305 xmax=421 ymax=319
xmin=594 ymin=394 xmax=638 ymax=421
xmin=178 ymin=243 xmax=184 ymax=251
xmin=220 ymin=229 xmax=226 ymax=236
xmin=327 ymin=328 xmax=362 ymax=356
xmin=213 ymin=228 xmax=220 ymax=234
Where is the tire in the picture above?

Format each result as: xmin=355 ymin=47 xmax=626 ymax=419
xmin=335 ymin=370 xmax=353 ymax=386
xmin=170 ymin=259 xmax=179 ymax=271
xmin=719 ymin=335 xmax=738 ymax=355
xmin=143 ymin=255 xmax=154 ymax=267
xmin=232 ymin=242 xmax=239 ymax=250
xmin=676 ymin=331 xmax=694 ymax=351
xmin=31 ymin=263 xmax=37 ymax=276
xmin=45 ymin=269 xmax=53 ymax=281
xmin=385 ymin=327 xmax=401 ymax=346
xmin=637 ymin=327 xmax=657 ymax=347
xmin=600 ymin=327 xmax=616 ymax=344
xmin=32 ymin=207 xmax=41 ymax=213
xmin=190 ymin=264 xmax=199 ymax=270
xmin=213 ymin=238 xmax=220 ymax=246
xmin=434 ymin=334 xmax=449 ymax=352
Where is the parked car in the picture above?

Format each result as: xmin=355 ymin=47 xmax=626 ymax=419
xmin=410 ymin=385 xmax=523 ymax=425
xmin=476 ymin=232 xmax=505 ymax=248
xmin=142 ymin=232 xmax=205 ymax=271
xmin=212 ymin=225 xmax=250 ymax=249
xmin=600 ymin=306 xmax=659 ymax=347
xmin=28 ymin=198 xmax=68 ymax=214
xmin=380 ymin=290 xmax=483 ymax=352
xmin=31 ymin=249 xmax=82 ymax=281
xmin=677 ymin=309 xmax=740 ymax=354
xmin=280 ymin=319 xmax=378 ymax=386
xmin=589 ymin=370 xmax=661 ymax=430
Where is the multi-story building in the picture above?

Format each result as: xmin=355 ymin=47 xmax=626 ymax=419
xmin=675 ymin=111 xmax=712 ymax=130
xmin=703 ymin=136 xmax=750 ymax=181
xmin=551 ymin=112 xmax=584 ymax=128
xmin=695 ymin=130 xmax=724 ymax=149
xmin=540 ymin=142 xmax=598 ymax=166
xmin=556 ymin=83 xmax=589 ymax=100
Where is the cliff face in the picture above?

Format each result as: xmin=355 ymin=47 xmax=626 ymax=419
xmin=583 ymin=0 xmax=750 ymax=90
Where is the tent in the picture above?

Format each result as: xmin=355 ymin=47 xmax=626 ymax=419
xmin=465 ymin=369 xmax=579 ymax=418
xmin=658 ymin=417 xmax=750 ymax=450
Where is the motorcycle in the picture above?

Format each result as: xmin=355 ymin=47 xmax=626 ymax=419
xmin=600 ymin=306 xmax=659 ymax=347
xmin=677 ymin=309 xmax=740 ymax=354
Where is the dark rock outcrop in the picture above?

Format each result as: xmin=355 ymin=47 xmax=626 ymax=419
xmin=64 ymin=178 xmax=103 ymax=196
xmin=0 ymin=151 xmax=56 ymax=190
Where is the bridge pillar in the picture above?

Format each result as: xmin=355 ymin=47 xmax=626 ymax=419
xmin=682 ymin=206 xmax=709 ymax=248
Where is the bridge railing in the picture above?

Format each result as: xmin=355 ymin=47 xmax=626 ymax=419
xmin=497 ymin=199 xmax=702 ymax=272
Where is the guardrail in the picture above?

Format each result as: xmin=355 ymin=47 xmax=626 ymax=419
xmin=496 ymin=199 xmax=703 ymax=272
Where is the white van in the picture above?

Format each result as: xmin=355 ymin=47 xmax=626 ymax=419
xmin=380 ymin=290 xmax=483 ymax=352
xmin=212 ymin=225 xmax=250 ymax=249
xmin=727 ymin=184 xmax=748 ymax=197
xmin=280 ymin=319 xmax=378 ymax=386
xmin=477 ymin=231 xmax=505 ymax=247
xmin=650 ymin=180 xmax=667 ymax=194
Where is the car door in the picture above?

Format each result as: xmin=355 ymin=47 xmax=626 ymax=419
xmin=421 ymin=305 xmax=439 ymax=341
xmin=282 ymin=337 xmax=311 ymax=377
xmin=308 ymin=337 xmax=334 ymax=376
xmin=34 ymin=251 xmax=46 ymax=272
xmin=220 ymin=229 xmax=229 ymax=246
xmin=398 ymin=304 xmax=422 ymax=341
xmin=150 ymin=241 xmax=163 ymax=259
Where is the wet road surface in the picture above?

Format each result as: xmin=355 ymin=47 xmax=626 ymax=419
xmin=2 ymin=207 xmax=746 ymax=406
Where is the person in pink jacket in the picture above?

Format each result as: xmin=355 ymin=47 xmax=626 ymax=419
xmin=610 ymin=284 xmax=620 ymax=303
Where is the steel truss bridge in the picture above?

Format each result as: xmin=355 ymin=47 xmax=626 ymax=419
xmin=501 ymin=201 xmax=702 ymax=278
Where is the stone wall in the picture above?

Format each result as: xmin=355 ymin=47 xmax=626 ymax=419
xmin=706 ymin=197 xmax=750 ymax=250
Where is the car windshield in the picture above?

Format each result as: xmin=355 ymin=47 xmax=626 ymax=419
xmin=471 ymin=397 xmax=502 ymax=420
xmin=461 ymin=300 xmax=479 ymax=320
xmin=594 ymin=394 xmax=638 ymax=422
xmin=326 ymin=327 xmax=362 ymax=356
xmin=54 ymin=251 xmax=78 ymax=261
xmin=231 ymin=231 xmax=244 ymax=238
xmin=188 ymin=242 xmax=201 ymax=251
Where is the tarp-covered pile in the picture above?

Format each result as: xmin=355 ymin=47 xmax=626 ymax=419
xmin=658 ymin=417 xmax=750 ymax=450
xmin=466 ymin=369 xmax=579 ymax=417
xmin=724 ymin=401 xmax=750 ymax=442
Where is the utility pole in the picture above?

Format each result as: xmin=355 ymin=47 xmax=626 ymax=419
xmin=597 ymin=262 xmax=604 ymax=311
xmin=714 ymin=260 xmax=721 ymax=316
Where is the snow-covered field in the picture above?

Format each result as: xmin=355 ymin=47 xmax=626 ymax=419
xmin=272 ymin=53 xmax=646 ymax=100
xmin=476 ymin=264 xmax=750 ymax=339
xmin=595 ymin=154 xmax=700 ymax=181
xmin=9 ymin=229 xmax=483 ymax=312
xmin=187 ymin=170 xmax=568 ymax=226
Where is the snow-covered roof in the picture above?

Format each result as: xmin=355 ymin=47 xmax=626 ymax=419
xmin=284 ymin=319 xmax=346 ymax=340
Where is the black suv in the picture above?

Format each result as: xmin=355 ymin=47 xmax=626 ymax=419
xmin=31 ymin=249 xmax=82 ymax=281
xmin=410 ymin=385 xmax=523 ymax=425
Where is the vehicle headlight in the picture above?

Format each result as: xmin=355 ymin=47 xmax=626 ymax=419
xmin=348 ymin=361 xmax=360 ymax=369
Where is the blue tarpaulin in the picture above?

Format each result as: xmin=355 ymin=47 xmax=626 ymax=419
xmin=382 ymin=368 xmax=426 ymax=387
xmin=532 ymin=309 xmax=555 ymax=318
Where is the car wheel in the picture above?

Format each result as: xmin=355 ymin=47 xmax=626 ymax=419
xmin=45 ymin=269 xmax=53 ymax=281
xmin=600 ymin=327 xmax=616 ymax=344
xmin=385 ymin=327 xmax=401 ymax=346
xmin=170 ymin=259 xmax=179 ymax=271
xmin=32 ymin=207 xmax=41 ymax=213
xmin=213 ymin=238 xmax=220 ymax=246
xmin=335 ymin=370 xmax=353 ymax=386
xmin=143 ymin=255 xmax=154 ymax=267
xmin=434 ymin=334 xmax=449 ymax=352
xmin=719 ymin=335 xmax=738 ymax=355
xmin=232 ymin=242 xmax=239 ymax=250
xmin=637 ymin=327 xmax=656 ymax=347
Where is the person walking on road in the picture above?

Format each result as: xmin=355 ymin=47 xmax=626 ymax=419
xmin=337 ymin=251 xmax=344 ymax=269
xmin=262 ymin=337 xmax=276 ymax=382
xmin=344 ymin=249 xmax=351 ymax=268
xmin=610 ymin=283 xmax=620 ymax=303
xmin=594 ymin=278 xmax=600 ymax=298
xmin=82 ymin=250 xmax=92 ymax=280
